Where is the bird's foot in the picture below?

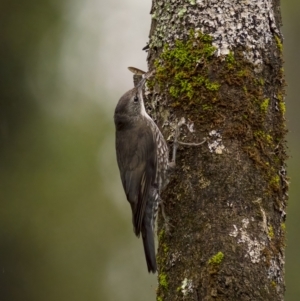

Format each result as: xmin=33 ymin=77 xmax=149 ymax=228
xmin=171 ymin=117 xmax=207 ymax=166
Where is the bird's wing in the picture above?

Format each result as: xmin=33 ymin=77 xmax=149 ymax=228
xmin=116 ymin=125 xmax=157 ymax=236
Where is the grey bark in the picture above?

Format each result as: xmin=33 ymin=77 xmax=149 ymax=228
xmin=145 ymin=0 xmax=287 ymax=300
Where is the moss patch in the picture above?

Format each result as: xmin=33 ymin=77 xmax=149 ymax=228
xmin=268 ymin=225 xmax=274 ymax=239
xmin=208 ymin=252 xmax=224 ymax=265
xmin=275 ymin=35 xmax=283 ymax=53
xmin=158 ymin=229 xmax=165 ymax=241
xmin=260 ymin=98 xmax=269 ymax=114
xmin=159 ymin=273 xmax=168 ymax=289
xmin=277 ymin=93 xmax=286 ymax=114
xmin=155 ymin=30 xmax=219 ymax=103
xmin=226 ymin=51 xmax=235 ymax=69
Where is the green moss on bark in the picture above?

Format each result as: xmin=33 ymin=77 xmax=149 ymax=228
xmin=208 ymin=252 xmax=224 ymax=265
xmin=154 ymin=30 xmax=219 ymax=103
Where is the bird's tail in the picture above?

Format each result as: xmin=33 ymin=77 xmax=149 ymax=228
xmin=142 ymin=222 xmax=156 ymax=273
xmin=141 ymin=192 xmax=157 ymax=273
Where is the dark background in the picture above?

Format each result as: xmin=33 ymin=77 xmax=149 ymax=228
xmin=0 ymin=1 xmax=298 ymax=300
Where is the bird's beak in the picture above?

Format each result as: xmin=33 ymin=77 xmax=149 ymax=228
xmin=137 ymin=70 xmax=155 ymax=89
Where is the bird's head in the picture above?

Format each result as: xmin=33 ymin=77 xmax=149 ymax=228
xmin=114 ymin=73 xmax=152 ymax=126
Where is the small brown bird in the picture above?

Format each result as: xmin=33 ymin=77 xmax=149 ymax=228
xmin=114 ymin=71 xmax=170 ymax=273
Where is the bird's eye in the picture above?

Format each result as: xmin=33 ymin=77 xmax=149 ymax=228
xmin=133 ymin=95 xmax=139 ymax=103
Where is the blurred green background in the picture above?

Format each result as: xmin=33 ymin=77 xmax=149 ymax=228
xmin=0 ymin=1 xmax=298 ymax=300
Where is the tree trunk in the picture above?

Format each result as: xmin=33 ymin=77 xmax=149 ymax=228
xmin=146 ymin=0 xmax=287 ymax=300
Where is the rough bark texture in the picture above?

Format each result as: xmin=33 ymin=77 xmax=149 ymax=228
xmin=145 ymin=0 xmax=287 ymax=300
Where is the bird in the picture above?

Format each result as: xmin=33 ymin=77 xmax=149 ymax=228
xmin=114 ymin=70 xmax=171 ymax=273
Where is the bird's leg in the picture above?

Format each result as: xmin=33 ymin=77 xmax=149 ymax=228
xmin=171 ymin=117 xmax=207 ymax=167
xmin=169 ymin=118 xmax=185 ymax=168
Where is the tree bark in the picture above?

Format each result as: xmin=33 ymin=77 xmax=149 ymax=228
xmin=146 ymin=0 xmax=287 ymax=300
